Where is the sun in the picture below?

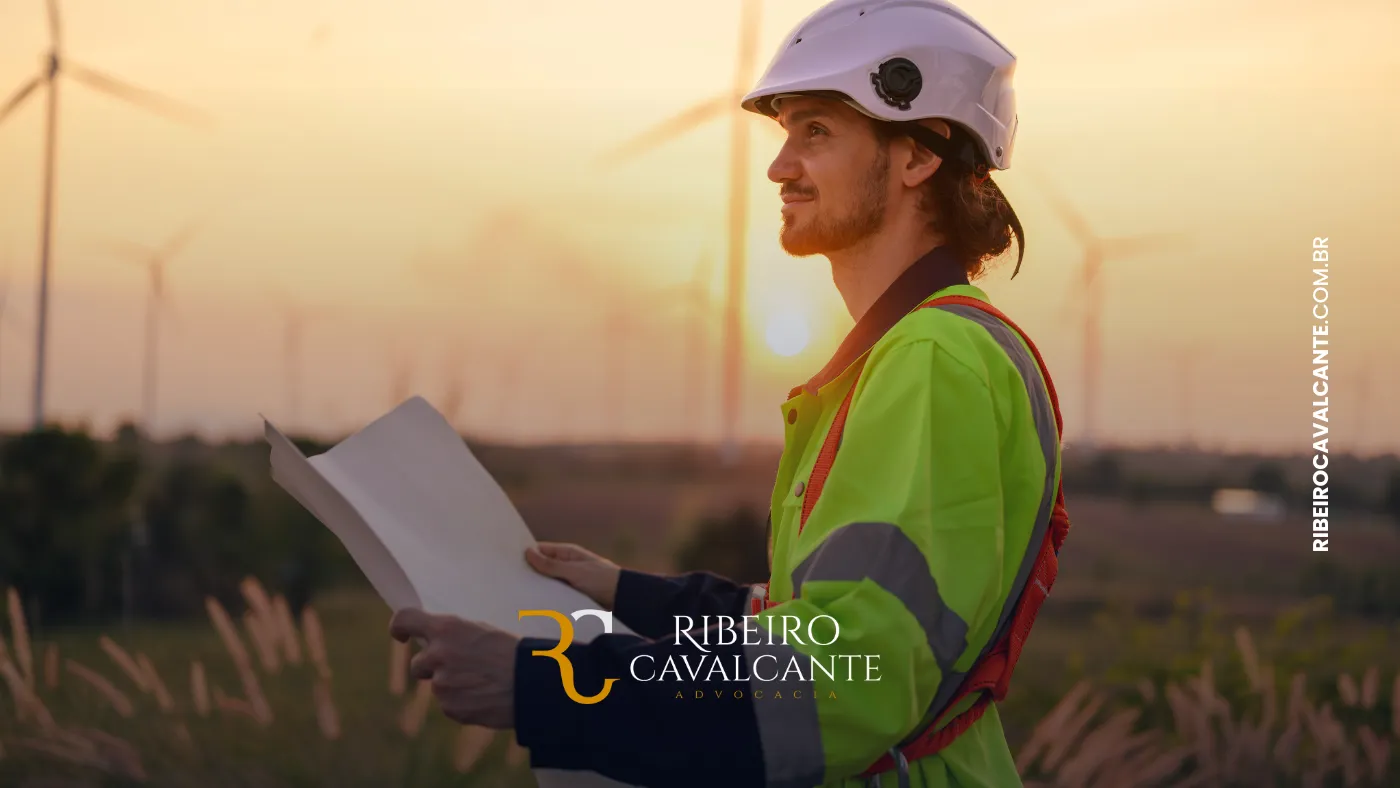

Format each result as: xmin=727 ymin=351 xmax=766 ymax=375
xmin=764 ymin=308 xmax=810 ymax=357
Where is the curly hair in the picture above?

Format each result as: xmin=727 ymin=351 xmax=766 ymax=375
xmin=873 ymin=121 xmax=1020 ymax=280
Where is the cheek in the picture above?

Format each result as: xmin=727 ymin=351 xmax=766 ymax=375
xmin=812 ymin=159 xmax=863 ymax=200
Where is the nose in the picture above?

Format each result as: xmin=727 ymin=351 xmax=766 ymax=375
xmin=767 ymin=132 xmax=801 ymax=184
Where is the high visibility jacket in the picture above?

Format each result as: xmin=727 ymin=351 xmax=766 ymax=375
xmin=751 ymin=249 xmax=1061 ymax=787
xmin=513 ymin=245 xmax=1064 ymax=788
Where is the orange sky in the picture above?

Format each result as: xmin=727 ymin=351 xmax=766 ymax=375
xmin=0 ymin=0 xmax=1396 ymax=452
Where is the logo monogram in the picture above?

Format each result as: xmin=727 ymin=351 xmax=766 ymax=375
xmin=518 ymin=609 xmax=617 ymax=704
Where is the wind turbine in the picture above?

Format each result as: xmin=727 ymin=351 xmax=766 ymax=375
xmin=98 ymin=223 xmax=198 ymax=437
xmin=0 ymin=0 xmax=213 ymax=430
xmin=1165 ymin=342 xmax=1204 ymax=450
xmin=597 ymin=0 xmax=779 ymax=461
xmin=0 ymin=261 xmax=16 ymax=412
xmin=1032 ymin=175 xmax=1186 ymax=449
xmin=269 ymin=295 xmax=334 ymax=434
xmin=438 ymin=342 xmax=468 ymax=434
xmin=414 ymin=210 xmax=650 ymax=442
xmin=656 ymin=251 xmax=720 ymax=442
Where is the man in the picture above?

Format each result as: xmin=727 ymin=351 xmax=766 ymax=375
xmin=390 ymin=1 xmax=1070 ymax=786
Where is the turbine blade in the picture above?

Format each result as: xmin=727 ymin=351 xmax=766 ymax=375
xmin=47 ymin=0 xmax=62 ymax=49
xmin=65 ymin=62 xmax=215 ymax=130
xmin=596 ymin=95 xmax=728 ymax=166
xmin=1025 ymin=170 xmax=1096 ymax=248
xmin=735 ymin=0 xmax=763 ymax=85
xmin=1100 ymin=232 xmax=1189 ymax=261
xmin=158 ymin=222 xmax=201 ymax=262
xmin=0 ymin=76 xmax=44 ymax=127
xmin=1041 ymin=192 xmax=1097 ymax=250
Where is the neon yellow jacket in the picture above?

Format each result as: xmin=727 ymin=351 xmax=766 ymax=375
xmin=514 ymin=247 xmax=1062 ymax=788
xmin=755 ymin=256 xmax=1060 ymax=786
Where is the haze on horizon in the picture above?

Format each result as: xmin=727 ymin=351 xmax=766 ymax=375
xmin=0 ymin=0 xmax=1395 ymax=454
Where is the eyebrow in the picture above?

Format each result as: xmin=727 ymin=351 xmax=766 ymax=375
xmin=779 ymin=108 xmax=834 ymax=129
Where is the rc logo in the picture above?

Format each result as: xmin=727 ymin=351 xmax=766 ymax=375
xmin=518 ymin=609 xmax=617 ymax=704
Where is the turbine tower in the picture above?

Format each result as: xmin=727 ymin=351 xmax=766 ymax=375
xmin=270 ymin=296 xmax=334 ymax=434
xmin=438 ymin=342 xmax=468 ymax=434
xmin=1032 ymin=175 xmax=1186 ymax=449
xmin=99 ymin=223 xmax=198 ymax=437
xmin=1166 ymin=343 xmax=1204 ymax=450
xmin=0 ymin=261 xmax=18 ymax=412
xmin=0 ymin=0 xmax=212 ymax=429
xmin=597 ymin=0 xmax=777 ymax=461
xmin=657 ymin=252 xmax=720 ymax=442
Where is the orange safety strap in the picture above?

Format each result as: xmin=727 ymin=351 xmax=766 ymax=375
xmin=860 ymin=294 xmax=1070 ymax=778
xmin=767 ymin=293 xmax=1070 ymax=778
xmin=798 ymin=358 xmax=865 ymax=535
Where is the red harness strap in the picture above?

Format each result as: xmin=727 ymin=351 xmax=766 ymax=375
xmin=761 ymin=294 xmax=1072 ymax=774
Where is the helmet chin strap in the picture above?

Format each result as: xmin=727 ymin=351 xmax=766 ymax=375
xmin=893 ymin=122 xmax=1026 ymax=279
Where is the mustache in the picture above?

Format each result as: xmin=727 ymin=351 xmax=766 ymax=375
xmin=780 ymin=184 xmax=817 ymax=200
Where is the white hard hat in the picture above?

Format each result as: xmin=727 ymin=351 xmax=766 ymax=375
xmin=741 ymin=0 xmax=1018 ymax=171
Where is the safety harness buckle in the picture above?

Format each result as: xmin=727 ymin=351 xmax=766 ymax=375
xmin=865 ymin=747 xmax=910 ymax=788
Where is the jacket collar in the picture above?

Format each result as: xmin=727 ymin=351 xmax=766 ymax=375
xmin=792 ymin=245 xmax=969 ymax=398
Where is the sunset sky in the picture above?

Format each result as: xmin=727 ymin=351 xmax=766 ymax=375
xmin=0 ymin=0 xmax=1396 ymax=453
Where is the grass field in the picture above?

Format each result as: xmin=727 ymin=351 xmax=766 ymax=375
xmin=3 ymin=587 xmax=535 ymax=787
xmin=3 ymin=491 xmax=1398 ymax=786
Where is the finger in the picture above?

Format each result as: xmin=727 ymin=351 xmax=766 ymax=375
xmin=409 ymin=647 xmax=444 ymax=682
xmin=389 ymin=608 xmax=437 ymax=642
xmin=525 ymin=546 xmax=566 ymax=574
xmin=535 ymin=542 xmax=581 ymax=560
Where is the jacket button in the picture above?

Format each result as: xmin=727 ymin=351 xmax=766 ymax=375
xmin=793 ymin=480 xmax=805 ymax=497
xmin=787 ymin=409 xmax=798 ymax=425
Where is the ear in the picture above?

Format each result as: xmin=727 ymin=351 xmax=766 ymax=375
xmin=901 ymin=118 xmax=952 ymax=189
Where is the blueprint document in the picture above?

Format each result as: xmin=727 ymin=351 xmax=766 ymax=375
xmin=264 ymin=396 xmax=636 ymax=788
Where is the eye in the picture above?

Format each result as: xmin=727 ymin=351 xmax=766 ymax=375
xmin=807 ymin=123 xmax=828 ymax=138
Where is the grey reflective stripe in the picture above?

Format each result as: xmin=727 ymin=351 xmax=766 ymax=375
xmin=746 ymin=638 xmax=826 ymax=788
xmin=792 ymin=522 xmax=969 ymax=674
xmin=915 ymin=303 xmax=1060 ymax=729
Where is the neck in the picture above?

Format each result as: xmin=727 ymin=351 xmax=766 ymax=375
xmin=827 ymin=210 xmax=945 ymax=322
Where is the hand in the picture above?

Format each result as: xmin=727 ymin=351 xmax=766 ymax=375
xmin=388 ymin=608 xmax=520 ymax=729
xmin=524 ymin=542 xmax=622 ymax=610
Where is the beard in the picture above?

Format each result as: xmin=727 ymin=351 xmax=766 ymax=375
xmin=779 ymin=146 xmax=890 ymax=257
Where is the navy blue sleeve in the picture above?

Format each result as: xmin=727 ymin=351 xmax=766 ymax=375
xmin=514 ymin=629 xmax=766 ymax=787
xmin=611 ymin=569 xmax=753 ymax=639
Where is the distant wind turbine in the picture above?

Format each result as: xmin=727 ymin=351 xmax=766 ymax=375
xmin=657 ymin=251 xmax=720 ymax=442
xmin=1031 ymin=174 xmax=1187 ymax=448
xmin=269 ymin=295 xmax=334 ymax=433
xmin=0 ymin=0 xmax=213 ymax=430
xmin=414 ymin=211 xmax=653 ymax=442
xmin=438 ymin=343 xmax=468 ymax=434
xmin=598 ymin=0 xmax=780 ymax=461
xmin=1166 ymin=343 xmax=1205 ymax=449
xmin=0 ymin=261 xmax=14 ymax=409
xmin=98 ymin=223 xmax=199 ymax=437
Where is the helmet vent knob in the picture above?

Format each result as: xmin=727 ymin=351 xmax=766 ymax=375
xmin=871 ymin=57 xmax=922 ymax=111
